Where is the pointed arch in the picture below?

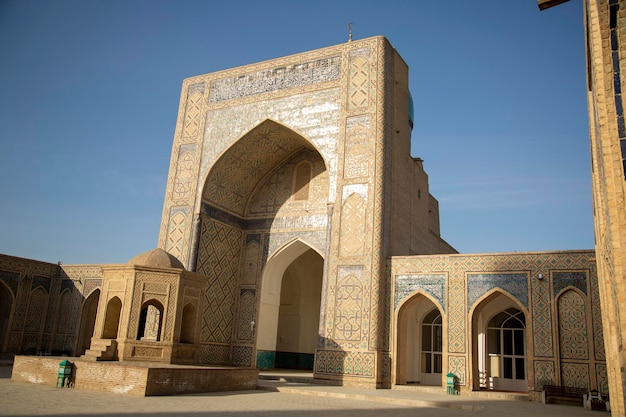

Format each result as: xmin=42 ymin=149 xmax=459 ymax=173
xmin=138 ymin=299 xmax=164 ymax=341
xmin=102 ymin=296 xmax=122 ymax=339
xmin=256 ymin=238 xmax=324 ymax=369
xmin=201 ymin=119 xmax=327 ymax=216
xmin=180 ymin=303 xmax=197 ymax=344
xmin=470 ymin=290 xmax=529 ymax=392
xmin=77 ymin=289 xmax=100 ymax=355
xmin=395 ymin=291 xmax=445 ymax=385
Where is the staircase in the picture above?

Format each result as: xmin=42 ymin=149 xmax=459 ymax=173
xmin=81 ymin=339 xmax=118 ymax=361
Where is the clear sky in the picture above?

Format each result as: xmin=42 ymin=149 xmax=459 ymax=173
xmin=0 ymin=0 xmax=591 ymax=264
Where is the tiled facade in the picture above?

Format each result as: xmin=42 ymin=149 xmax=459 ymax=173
xmin=391 ymin=251 xmax=605 ymax=392
xmin=580 ymin=0 xmax=626 ymax=415
xmin=0 ymin=34 xmax=612 ymax=402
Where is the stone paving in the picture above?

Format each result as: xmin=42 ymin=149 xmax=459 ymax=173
xmin=0 ymin=366 xmax=602 ymax=417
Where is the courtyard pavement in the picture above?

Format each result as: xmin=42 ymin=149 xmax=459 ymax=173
xmin=0 ymin=365 xmax=605 ymax=417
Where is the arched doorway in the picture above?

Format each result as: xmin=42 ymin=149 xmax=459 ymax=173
xmin=472 ymin=292 xmax=528 ymax=392
xmin=195 ymin=119 xmax=329 ymax=367
xmin=257 ymin=240 xmax=323 ymax=370
xmin=137 ymin=300 xmax=164 ymax=341
xmin=102 ymin=297 xmax=122 ymax=339
xmin=486 ymin=308 xmax=526 ymax=391
xmin=395 ymin=293 xmax=444 ymax=385
xmin=0 ymin=282 xmax=14 ymax=355
xmin=77 ymin=289 xmax=100 ymax=355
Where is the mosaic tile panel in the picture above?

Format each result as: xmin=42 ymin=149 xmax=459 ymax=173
xmin=232 ymin=345 xmax=253 ymax=367
xmin=467 ymin=273 xmax=529 ymax=311
xmin=236 ymin=290 xmax=255 ymax=342
xmin=173 ymin=144 xmax=196 ymax=201
xmin=24 ymin=287 xmax=46 ymax=333
xmin=197 ymin=219 xmax=242 ymax=345
xmin=348 ymin=48 xmax=370 ymax=110
xmin=31 ymin=276 xmax=51 ymax=292
xmin=369 ymin=38 xmax=387 ymax=354
xmin=448 ymin=356 xmax=466 ymax=384
xmin=241 ymin=239 xmax=261 ymax=286
xmin=343 ymin=116 xmax=370 ymax=179
xmin=334 ymin=267 xmax=365 ymax=342
xmin=553 ymin=271 xmax=588 ymax=297
xmin=182 ymin=83 xmax=204 ymax=139
xmin=266 ymin=230 xmax=326 ymax=259
xmin=531 ymin=280 xmax=553 ymax=358
xmin=83 ymin=278 xmax=102 ymax=296
xmin=590 ymin=266 xmax=605 ymax=361
xmin=534 ymin=360 xmax=556 ymax=387
xmin=596 ymin=363 xmax=608 ymax=393
xmin=561 ymin=362 xmax=590 ymax=389
xmin=339 ymin=193 xmax=366 ymax=257
xmin=394 ymin=274 xmax=446 ymax=311
xmin=315 ymin=349 xmax=375 ymax=377
xmin=199 ymin=343 xmax=230 ymax=365
xmin=209 ymin=55 xmax=341 ymax=102
xmin=558 ymin=290 xmax=589 ymax=360
xmin=0 ymin=270 xmax=19 ymax=295
xmin=166 ymin=206 xmax=189 ymax=265
xmin=448 ymin=275 xmax=465 ymax=353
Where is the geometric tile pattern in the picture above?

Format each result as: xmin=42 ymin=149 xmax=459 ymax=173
xmin=531 ymin=278 xmax=553 ymax=358
xmin=246 ymin=149 xmax=327 ymax=218
xmin=241 ymin=240 xmax=261 ymax=286
xmin=339 ymin=193 xmax=366 ymax=257
xmin=448 ymin=356 xmax=466 ymax=385
xmin=197 ymin=219 xmax=242 ymax=344
xmin=596 ymin=363 xmax=608 ymax=393
xmin=315 ymin=349 xmax=375 ymax=377
xmin=182 ymin=85 xmax=204 ymax=139
xmin=232 ymin=345 xmax=253 ymax=367
xmin=448 ymin=274 xmax=466 ymax=353
xmin=202 ymin=121 xmax=315 ymax=217
xmin=173 ymin=144 xmax=196 ymax=200
xmin=344 ymin=116 xmax=370 ymax=178
xmin=467 ymin=273 xmax=529 ymax=311
xmin=590 ymin=266 xmax=605 ymax=361
xmin=534 ymin=360 xmax=556 ymax=388
xmin=558 ymin=289 xmax=589 ymax=360
xmin=348 ymin=50 xmax=370 ymax=110
xmin=334 ymin=270 xmax=364 ymax=343
xmin=166 ymin=207 xmax=189 ymax=265
xmin=553 ymin=271 xmax=587 ymax=297
xmin=394 ymin=274 xmax=446 ymax=311
xmin=22 ymin=287 xmax=47 ymax=353
xmin=236 ymin=290 xmax=255 ymax=342
xmin=561 ymin=362 xmax=590 ymax=389
xmin=199 ymin=343 xmax=230 ymax=365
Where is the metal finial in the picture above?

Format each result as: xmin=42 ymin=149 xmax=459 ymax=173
xmin=348 ymin=22 xmax=353 ymax=42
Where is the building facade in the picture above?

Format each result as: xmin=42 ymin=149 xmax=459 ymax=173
xmin=0 ymin=36 xmax=609 ymax=398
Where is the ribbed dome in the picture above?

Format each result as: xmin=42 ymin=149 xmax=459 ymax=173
xmin=127 ymin=248 xmax=185 ymax=270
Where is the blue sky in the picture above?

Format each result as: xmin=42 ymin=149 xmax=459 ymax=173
xmin=0 ymin=0 xmax=591 ymax=264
